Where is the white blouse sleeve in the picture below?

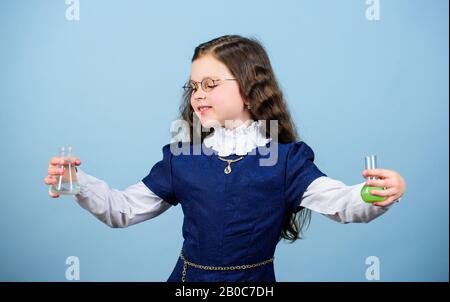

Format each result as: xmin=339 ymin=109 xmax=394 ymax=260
xmin=300 ymin=176 xmax=398 ymax=223
xmin=72 ymin=168 xmax=172 ymax=228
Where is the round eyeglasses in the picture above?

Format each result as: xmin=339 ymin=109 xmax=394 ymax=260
xmin=182 ymin=77 xmax=237 ymax=94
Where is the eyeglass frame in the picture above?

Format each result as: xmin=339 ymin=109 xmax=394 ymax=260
xmin=182 ymin=77 xmax=237 ymax=94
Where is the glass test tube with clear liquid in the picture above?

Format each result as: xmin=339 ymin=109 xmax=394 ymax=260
xmin=49 ymin=146 xmax=80 ymax=195
xmin=360 ymin=155 xmax=386 ymax=203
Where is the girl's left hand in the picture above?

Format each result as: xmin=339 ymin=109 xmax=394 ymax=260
xmin=362 ymin=169 xmax=406 ymax=207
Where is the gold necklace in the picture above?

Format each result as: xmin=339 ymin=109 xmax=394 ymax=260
xmin=217 ymin=155 xmax=245 ymax=174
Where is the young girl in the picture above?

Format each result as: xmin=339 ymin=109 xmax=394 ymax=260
xmin=44 ymin=35 xmax=406 ymax=282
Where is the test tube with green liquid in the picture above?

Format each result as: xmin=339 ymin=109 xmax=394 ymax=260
xmin=361 ymin=155 xmax=386 ymax=203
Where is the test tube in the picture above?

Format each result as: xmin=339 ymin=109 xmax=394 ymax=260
xmin=364 ymin=155 xmax=377 ymax=180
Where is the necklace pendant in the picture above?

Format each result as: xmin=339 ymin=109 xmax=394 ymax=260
xmin=224 ymin=165 xmax=232 ymax=174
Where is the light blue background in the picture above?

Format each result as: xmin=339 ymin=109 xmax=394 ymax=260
xmin=0 ymin=0 xmax=448 ymax=282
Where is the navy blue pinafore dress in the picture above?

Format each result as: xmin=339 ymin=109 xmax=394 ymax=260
xmin=142 ymin=141 xmax=326 ymax=282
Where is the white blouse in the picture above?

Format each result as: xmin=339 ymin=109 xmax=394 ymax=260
xmin=73 ymin=121 xmax=397 ymax=228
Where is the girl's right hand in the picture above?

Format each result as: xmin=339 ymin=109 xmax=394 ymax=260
xmin=44 ymin=156 xmax=81 ymax=198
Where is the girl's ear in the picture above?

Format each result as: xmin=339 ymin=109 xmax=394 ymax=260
xmin=244 ymin=98 xmax=252 ymax=110
xmin=242 ymin=96 xmax=251 ymax=109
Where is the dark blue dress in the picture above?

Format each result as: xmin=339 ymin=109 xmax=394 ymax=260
xmin=142 ymin=141 xmax=326 ymax=282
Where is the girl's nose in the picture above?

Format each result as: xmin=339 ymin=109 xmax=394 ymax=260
xmin=193 ymin=89 xmax=207 ymax=101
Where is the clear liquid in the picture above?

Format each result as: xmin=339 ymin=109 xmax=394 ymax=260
xmin=50 ymin=182 xmax=80 ymax=195
xmin=50 ymin=162 xmax=80 ymax=195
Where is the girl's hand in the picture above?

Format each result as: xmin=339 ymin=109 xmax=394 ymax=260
xmin=44 ymin=156 xmax=81 ymax=198
xmin=362 ymin=169 xmax=406 ymax=207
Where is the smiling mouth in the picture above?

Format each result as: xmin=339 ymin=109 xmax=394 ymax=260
xmin=197 ymin=106 xmax=212 ymax=113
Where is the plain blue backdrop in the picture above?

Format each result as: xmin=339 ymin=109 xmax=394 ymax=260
xmin=0 ymin=0 xmax=448 ymax=281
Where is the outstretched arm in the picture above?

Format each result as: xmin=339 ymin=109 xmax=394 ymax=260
xmin=300 ymin=172 xmax=405 ymax=223
xmin=73 ymin=168 xmax=172 ymax=228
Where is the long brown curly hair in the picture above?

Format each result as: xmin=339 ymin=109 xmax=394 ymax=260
xmin=178 ymin=35 xmax=311 ymax=243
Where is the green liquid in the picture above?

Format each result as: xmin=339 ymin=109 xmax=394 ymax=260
xmin=360 ymin=186 xmax=386 ymax=203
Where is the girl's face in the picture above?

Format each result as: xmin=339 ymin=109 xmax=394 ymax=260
xmin=189 ymin=54 xmax=251 ymax=129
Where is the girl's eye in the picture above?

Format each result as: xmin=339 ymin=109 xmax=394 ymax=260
xmin=203 ymin=79 xmax=218 ymax=90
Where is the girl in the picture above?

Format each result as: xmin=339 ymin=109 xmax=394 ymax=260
xmin=44 ymin=35 xmax=406 ymax=282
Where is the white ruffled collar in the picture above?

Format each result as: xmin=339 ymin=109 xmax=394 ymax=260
xmin=203 ymin=120 xmax=271 ymax=156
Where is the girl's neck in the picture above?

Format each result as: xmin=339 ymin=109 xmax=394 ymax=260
xmin=221 ymin=118 xmax=254 ymax=130
xmin=221 ymin=108 xmax=254 ymax=129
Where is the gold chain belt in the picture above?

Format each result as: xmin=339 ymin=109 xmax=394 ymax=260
xmin=179 ymin=249 xmax=274 ymax=282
